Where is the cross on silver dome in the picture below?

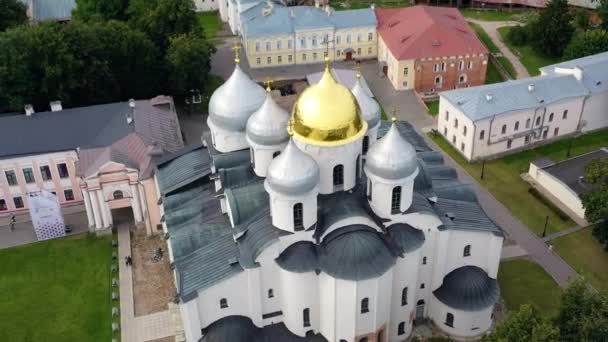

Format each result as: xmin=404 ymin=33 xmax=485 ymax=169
xmin=351 ymin=64 xmax=380 ymax=129
xmin=246 ymin=79 xmax=290 ymax=146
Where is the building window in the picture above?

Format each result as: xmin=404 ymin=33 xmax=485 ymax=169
xmin=268 ymin=289 xmax=274 ymax=298
xmin=441 ymin=62 xmax=446 ymax=72
xmin=337 ymin=50 xmax=341 ymax=56
xmin=14 ymin=196 xmax=24 ymax=209
xmin=288 ymin=55 xmax=293 ymax=63
xmin=288 ymin=40 xmax=292 ymax=49
xmin=454 ymin=118 xmax=458 ymax=128
xmin=444 ymin=127 xmax=447 ymax=136
xmin=255 ymin=41 xmax=260 ymax=52
xmin=57 ymin=163 xmax=69 ymax=178
xmin=278 ymin=55 xmax=282 ymax=63
xmin=401 ymin=287 xmax=408 ymax=306
xmin=452 ymin=135 xmax=456 ymax=144
xmin=266 ymin=41 xmax=271 ymax=51
xmin=549 ymin=113 xmax=554 ymax=122
xmin=38 ymin=165 xmax=51 ymax=181
xmin=256 ymin=58 xmax=261 ymax=65
xmin=273 ymin=151 xmax=281 ymax=158
xmin=403 ymin=67 xmax=409 ymax=76
xmin=220 ymin=298 xmax=228 ymax=309
xmin=563 ymin=110 xmax=568 ymax=119
xmin=464 ymin=245 xmax=471 ymax=257
xmin=422 ymin=257 xmax=427 ymax=265
xmin=303 ymin=308 xmax=310 ymax=327
xmin=554 ymin=127 xmax=559 ymax=136
xmin=361 ymin=298 xmax=369 ymax=313
xmin=23 ymin=168 xmax=35 ymax=184
xmin=267 ymin=57 xmax=272 ymax=64
xmin=525 ymin=135 xmax=531 ymax=144
xmin=362 ymin=136 xmax=369 ymax=154
xmin=357 ymin=33 xmax=362 ymax=42
xmin=368 ymin=32 xmax=373 ymax=41
xmin=302 ymin=53 xmax=307 ymax=61
xmin=435 ymin=75 xmax=442 ymax=86
xmin=514 ymin=121 xmax=519 ymax=131
xmin=398 ymin=322 xmax=405 ymax=335
xmin=445 ymin=111 xmax=449 ymax=121
xmin=420 ymin=283 xmax=425 ymax=289
xmin=445 ymin=313 xmax=454 ymax=327
xmin=333 ymin=165 xmax=344 ymax=188
xmin=313 ymin=52 xmax=317 ymax=60
xmin=336 ymin=35 xmax=341 ymax=44
xmin=536 ymin=116 xmax=541 ymax=126
xmin=479 ymin=130 xmax=485 ymax=140
xmin=293 ymin=203 xmax=304 ymax=231
xmin=459 ymin=60 xmax=464 ymax=70
xmin=402 ymin=81 xmax=408 ymax=88
xmin=312 ymin=35 xmax=317 ymax=46
xmin=357 ymin=48 xmax=361 ymax=55
xmin=433 ymin=64 xmax=439 ymax=72
xmin=113 ymin=190 xmax=124 ymax=200
xmin=64 ymin=189 xmax=74 ymax=201
xmin=367 ymin=180 xmax=372 ymax=200
xmin=460 ymin=142 xmax=465 ymax=152
xmin=391 ymin=186 xmax=401 ymax=214
xmin=0 ymin=199 xmax=7 ymax=211
xmin=277 ymin=40 xmax=282 ymax=49
xmin=368 ymin=47 xmax=372 ymax=55
xmin=463 ymin=126 xmax=467 ymax=136
xmin=360 ymin=338 xmax=368 ymax=342
xmin=5 ymin=170 xmax=17 ymax=186
xmin=459 ymin=74 xmax=466 ymax=83
xmin=543 ymin=130 xmax=548 ymax=139
xmin=300 ymin=38 xmax=305 ymax=48
xmin=468 ymin=61 xmax=473 ymax=69
xmin=501 ymin=124 xmax=507 ymax=134
xmin=526 ymin=118 xmax=531 ymax=128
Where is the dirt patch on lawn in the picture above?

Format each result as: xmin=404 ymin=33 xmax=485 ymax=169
xmin=131 ymin=229 xmax=175 ymax=316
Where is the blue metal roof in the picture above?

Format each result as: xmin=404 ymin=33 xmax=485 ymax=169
xmin=540 ymin=52 xmax=608 ymax=94
xmin=440 ymin=74 xmax=589 ymax=122
xmin=20 ymin=0 xmax=76 ymax=21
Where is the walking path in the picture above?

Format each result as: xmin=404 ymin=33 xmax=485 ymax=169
xmin=469 ymin=19 xmax=530 ymax=79
xmin=501 ymin=245 xmax=528 ymax=260
xmin=543 ymin=224 xmax=591 ymax=242
xmin=118 ymin=223 xmax=175 ymax=342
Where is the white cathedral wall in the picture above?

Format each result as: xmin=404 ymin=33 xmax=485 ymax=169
xmin=280 ymin=268 xmax=320 ymax=336
xmin=207 ymin=117 xmax=249 ymax=153
xmin=416 ymin=229 xmax=438 ymax=313
xmin=255 ymin=244 xmax=283 ymax=324
xmin=294 ymin=137 xmax=363 ymax=195
xmin=180 ymin=298 xmax=203 ymax=342
xmin=219 ymin=0 xmax=228 ymax=21
xmin=366 ymin=123 xmax=380 ymax=149
xmin=429 ymin=296 xmax=494 ymax=338
xmin=389 ymin=249 xmax=421 ymax=340
xmin=248 ymin=140 xmax=287 ymax=177
xmin=276 ymin=230 xmax=316 ymax=254
xmin=266 ymin=184 xmax=318 ymax=233
xmin=366 ymin=170 xmax=418 ymax=219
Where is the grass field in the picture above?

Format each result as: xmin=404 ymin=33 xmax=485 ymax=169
xmin=469 ymin=21 xmax=500 ymax=54
xmin=498 ymin=259 xmax=562 ymax=317
xmin=461 ymin=9 xmax=525 ymax=22
xmin=426 ymin=100 xmax=439 ymax=116
xmin=486 ymin=60 xmax=506 ymax=84
xmin=496 ymin=56 xmax=517 ymax=79
xmin=497 ymin=26 xmax=560 ymax=76
xmin=0 ymin=234 xmax=114 ymax=342
xmin=429 ymin=129 xmax=608 ymax=236
xmin=553 ymin=228 xmax=608 ymax=293
xmin=198 ymin=11 xmax=223 ymax=39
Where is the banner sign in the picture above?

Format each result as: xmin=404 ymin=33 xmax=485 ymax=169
xmin=28 ymin=190 xmax=66 ymax=241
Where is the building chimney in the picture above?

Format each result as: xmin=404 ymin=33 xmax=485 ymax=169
xmin=24 ymin=104 xmax=34 ymax=116
xmin=50 ymin=101 xmax=62 ymax=112
xmin=528 ymin=84 xmax=535 ymax=92
xmin=127 ymin=98 xmax=135 ymax=124
xmin=485 ymin=93 xmax=493 ymax=102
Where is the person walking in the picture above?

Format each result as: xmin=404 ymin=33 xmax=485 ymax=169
xmin=9 ymin=215 xmax=16 ymax=232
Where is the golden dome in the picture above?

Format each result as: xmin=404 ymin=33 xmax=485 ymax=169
xmin=291 ymin=59 xmax=367 ymax=146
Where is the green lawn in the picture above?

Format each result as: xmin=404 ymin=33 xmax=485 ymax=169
xmin=553 ymin=228 xmax=608 ymax=293
xmin=330 ymin=0 xmax=410 ymax=10
xmin=486 ymin=59 xmax=506 ymax=84
xmin=198 ymin=11 xmax=222 ymax=39
xmin=461 ymin=9 xmax=525 ymax=22
xmin=429 ymin=129 xmax=608 ymax=236
xmin=498 ymin=259 xmax=562 ymax=317
xmin=497 ymin=26 xmax=560 ymax=76
xmin=0 ymin=234 xmax=115 ymax=342
xmin=469 ymin=21 xmax=500 ymax=54
xmin=426 ymin=100 xmax=439 ymax=116
xmin=496 ymin=56 xmax=517 ymax=79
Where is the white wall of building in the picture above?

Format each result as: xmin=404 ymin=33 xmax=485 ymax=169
xmin=366 ymin=170 xmax=418 ymax=219
xmin=528 ymin=165 xmax=585 ymax=220
xmin=389 ymin=249 xmax=421 ymax=340
xmin=581 ymin=91 xmax=608 ymax=132
xmin=194 ymin=0 xmax=219 ymax=12
xmin=207 ymin=117 xmax=250 ymax=153
xmin=429 ymin=296 xmax=494 ymax=338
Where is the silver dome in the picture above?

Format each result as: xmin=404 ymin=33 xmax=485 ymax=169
xmin=266 ymin=139 xmax=320 ymax=195
xmin=208 ymin=64 xmax=266 ymax=132
xmin=351 ymin=78 xmax=381 ymax=129
xmin=246 ymin=92 xmax=290 ymax=146
xmin=364 ymin=122 xmax=418 ymax=180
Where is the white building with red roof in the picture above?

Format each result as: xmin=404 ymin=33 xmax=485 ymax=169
xmin=376 ymin=6 xmax=489 ymax=96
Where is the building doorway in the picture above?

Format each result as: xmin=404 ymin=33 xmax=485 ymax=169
xmin=345 ymin=51 xmax=353 ymax=61
xmin=415 ymin=300 xmax=425 ymax=321
xmin=377 ymin=328 xmax=385 ymax=342
xmin=112 ymin=207 xmax=134 ymax=225
xmin=382 ymin=65 xmax=388 ymax=76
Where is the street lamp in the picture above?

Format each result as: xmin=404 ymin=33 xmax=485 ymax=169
xmin=480 ymin=160 xmax=486 ymax=180
xmin=542 ymin=215 xmax=549 ymax=237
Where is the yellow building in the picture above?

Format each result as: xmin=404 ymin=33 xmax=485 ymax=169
xmin=241 ymin=3 xmax=377 ymax=68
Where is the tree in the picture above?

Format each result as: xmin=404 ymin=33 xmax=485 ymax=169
xmin=573 ymin=9 xmax=590 ymax=32
xmin=166 ymin=33 xmax=216 ymax=98
xmin=0 ymin=0 xmax=28 ymax=31
xmin=584 ymin=159 xmax=608 ymax=184
xmin=483 ymin=305 xmax=560 ymax=342
xmin=563 ymin=30 xmax=608 ymax=61
xmin=528 ymin=0 xmax=574 ymax=57
xmin=599 ymin=0 xmax=608 ymax=30
xmin=581 ymin=158 xmax=608 ymax=223
xmin=73 ymin=0 xmax=130 ymax=22
xmin=556 ymin=278 xmax=608 ymax=341
xmin=507 ymin=25 xmax=529 ymax=46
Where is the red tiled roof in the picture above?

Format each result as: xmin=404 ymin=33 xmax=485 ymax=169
xmin=376 ymin=6 xmax=488 ymax=60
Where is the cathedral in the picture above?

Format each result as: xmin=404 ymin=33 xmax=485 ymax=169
xmin=155 ymin=49 xmax=503 ymax=342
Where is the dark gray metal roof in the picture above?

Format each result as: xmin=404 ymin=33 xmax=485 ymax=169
xmin=377 ymin=120 xmax=432 ymax=152
xmin=542 ymin=148 xmax=608 ymax=195
xmin=275 ymin=241 xmax=319 ymax=273
xmin=156 ymin=144 xmax=212 ymax=196
xmin=387 ymin=223 xmax=425 ymax=254
xmin=225 ymin=182 xmax=268 ymax=226
xmin=433 ymin=266 xmax=499 ymax=311
xmin=531 ymin=157 xmax=555 ymax=169
xmin=435 ymin=198 xmax=503 ymax=236
xmin=211 ymin=148 xmax=251 ymax=171
xmin=218 ymin=164 xmax=261 ymax=191
xmin=200 ymin=316 xmax=327 ymax=342
xmin=236 ymin=207 xmax=290 ymax=269
xmin=320 ymin=225 xmax=396 ymax=281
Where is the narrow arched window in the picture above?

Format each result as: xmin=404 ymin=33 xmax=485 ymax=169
xmin=361 ymin=298 xmax=369 ymax=313
xmin=293 ymin=203 xmax=304 ymax=231
xmin=422 ymin=257 xmax=427 ymax=265
xmin=273 ymin=151 xmax=281 ymax=158
xmin=359 ymin=338 xmax=368 ymax=342
xmin=303 ymin=308 xmax=310 ymax=327
xmin=536 ymin=116 xmax=541 ymax=126
xmin=501 ymin=124 xmax=506 ymax=134
xmin=464 ymin=245 xmax=471 ymax=257
xmin=479 ymin=130 xmax=485 ymax=140
xmin=454 ymin=118 xmax=458 ymax=128
xmin=445 ymin=312 xmax=454 ymax=327
xmin=549 ymin=113 xmax=554 ymax=122
xmin=398 ymin=322 xmax=405 ymax=335
xmin=367 ymin=180 xmax=372 ymax=201
xmin=220 ymin=298 xmax=228 ymax=309
xmin=463 ymin=126 xmax=467 ymax=136
xmin=333 ymin=165 xmax=344 ymax=188
xmin=526 ymin=118 xmax=531 ymax=128
xmin=514 ymin=121 xmax=519 ymax=131
xmin=401 ymin=287 xmax=408 ymax=306
xmin=391 ymin=186 xmax=402 ymax=214
xmin=362 ymin=136 xmax=369 ymax=154
xmin=268 ymin=289 xmax=274 ymax=298
xmin=113 ymin=190 xmax=124 ymax=200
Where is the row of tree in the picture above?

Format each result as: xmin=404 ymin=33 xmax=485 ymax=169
xmin=581 ymin=159 xmax=608 ymax=248
xmin=0 ymin=0 xmax=215 ymax=113
xmin=506 ymin=0 xmax=608 ymax=60
xmin=484 ymin=279 xmax=608 ymax=341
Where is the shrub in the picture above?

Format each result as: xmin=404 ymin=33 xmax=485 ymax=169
xmin=507 ymin=25 xmax=529 ymax=46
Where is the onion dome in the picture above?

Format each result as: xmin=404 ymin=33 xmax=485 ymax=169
xmin=351 ymin=71 xmax=380 ymax=129
xmin=433 ymin=266 xmax=499 ymax=311
xmin=291 ymin=58 xmax=367 ymax=146
xmin=365 ymin=119 xmax=418 ymax=180
xmin=246 ymin=86 xmax=290 ymax=145
xmin=266 ymin=139 xmax=320 ymax=195
xmin=208 ymin=64 xmax=265 ymax=132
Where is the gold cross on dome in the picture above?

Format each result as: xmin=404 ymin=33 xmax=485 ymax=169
xmin=322 ymin=37 xmax=334 ymax=68
xmin=355 ymin=62 xmax=361 ymax=80
xmin=391 ymin=106 xmax=399 ymax=123
xmin=232 ymin=42 xmax=242 ymax=64
xmin=265 ymin=77 xmax=273 ymax=92
xmin=287 ymin=118 xmax=294 ymax=136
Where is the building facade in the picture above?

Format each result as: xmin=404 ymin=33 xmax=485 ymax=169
xmin=0 ymin=97 xmax=183 ymax=235
xmin=438 ymin=51 xmax=608 ymax=161
xmin=193 ymin=0 xmax=220 ymax=12
xmin=376 ymin=6 xmax=488 ymax=95
xmin=156 ymin=53 xmax=503 ymax=342
xmin=239 ymin=3 xmax=377 ymax=68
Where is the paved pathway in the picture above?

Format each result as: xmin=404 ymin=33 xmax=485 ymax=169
xmin=468 ymin=19 xmax=530 ymax=79
xmin=543 ymin=224 xmax=591 ymax=243
xmin=118 ymin=223 xmax=174 ymax=342
xmin=500 ymin=245 xmax=528 ymax=260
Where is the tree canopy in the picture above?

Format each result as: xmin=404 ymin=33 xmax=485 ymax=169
xmin=166 ymin=33 xmax=216 ymax=97
xmin=557 ymin=279 xmax=608 ymax=341
xmin=483 ymin=305 xmax=559 ymax=342
xmin=0 ymin=0 xmax=28 ymax=31
xmin=563 ymin=30 xmax=608 ymax=61
xmin=73 ymin=0 xmax=130 ymax=21
xmin=599 ymin=0 xmax=608 ymax=30
xmin=528 ymin=0 xmax=574 ymax=57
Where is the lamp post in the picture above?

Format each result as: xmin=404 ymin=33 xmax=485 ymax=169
xmin=542 ymin=215 xmax=549 ymax=237
xmin=480 ymin=160 xmax=486 ymax=180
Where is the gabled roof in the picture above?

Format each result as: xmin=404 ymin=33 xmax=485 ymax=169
xmin=540 ymin=51 xmax=608 ymax=94
xmin=376 ymin=6 xmax=487 ymax=60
